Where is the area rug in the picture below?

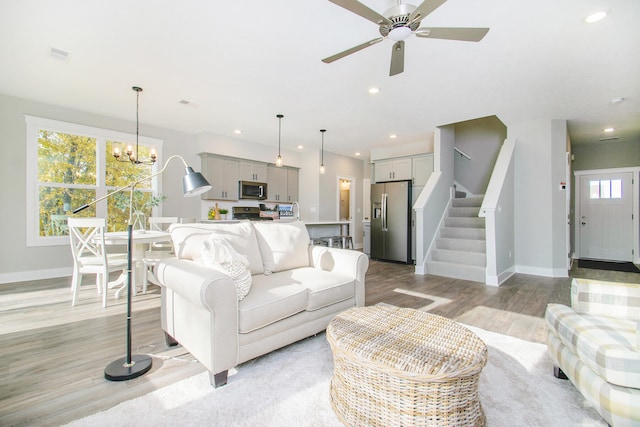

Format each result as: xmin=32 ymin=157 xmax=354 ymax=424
xmin=578 ymin=258 xmax=640 ymax=273
xmin=66 ymin=326 xmax=605 ymax=427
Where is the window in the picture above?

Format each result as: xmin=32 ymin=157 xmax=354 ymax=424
xmin=589 ymin=179 xmax=623 ymax=199
xmin=26 ymin=116 xmax=163 ymax=246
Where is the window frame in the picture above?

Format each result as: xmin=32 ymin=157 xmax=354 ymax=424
xmin=25 ymin=115 xmax=164 ymax=247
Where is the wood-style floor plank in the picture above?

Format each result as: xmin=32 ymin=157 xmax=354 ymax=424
xmin=1 ymin=260 xmax=638 ymax=426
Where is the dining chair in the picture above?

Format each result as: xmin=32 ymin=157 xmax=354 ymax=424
xmin=50 ymin=214 xmax=69 ymax=236
xmin=68 ymin=217 xmax=129 ymax=307
xmin=142 ymin=216 xmax=179 ymax=292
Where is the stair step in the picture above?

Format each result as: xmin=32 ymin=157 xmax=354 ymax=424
xmin=426 ymin=260 xmax=486 ymax=283
xmin=432 ymin=249 xmax=486 ymax=266
xmin=441 ymin=227 xmax=486 ymax=240
xmin=449 ymin=206 xmax=481 ymax=217
xmin=452 ymin=197 xmax=484 ymax=208
xmin=436 ymin=238 xmax=486 ymax=253
xmin=445 ymin=217 xmax=485 ymax=229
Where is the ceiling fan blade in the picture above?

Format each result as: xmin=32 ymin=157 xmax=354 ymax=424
xmin=329 ymin=0 xmax=392 ymax=25
xmin=322 ymin=37 xmax=384 ymax=63
xmin=415 ymin=27 xmax=490 ymax=42
xmin=408 ymin=0 xmax=448 ymax=25
xmin=389 ymin=41 xmax=405 ymax=76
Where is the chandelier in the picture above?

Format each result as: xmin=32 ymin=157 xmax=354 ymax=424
xmin=113 ymin=86 xmax=157 ymax=165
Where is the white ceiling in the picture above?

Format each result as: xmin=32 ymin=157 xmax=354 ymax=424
xmin=1 ymin=0 xmax=638 ymax=159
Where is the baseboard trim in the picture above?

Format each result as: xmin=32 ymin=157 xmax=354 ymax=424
xmin=515 ymin=265 xmax=568 ymax=278
xmin=0 ymin=267 xmax=71 ymax=285
xmin=486 ymin=267 xmax=515 ymax=287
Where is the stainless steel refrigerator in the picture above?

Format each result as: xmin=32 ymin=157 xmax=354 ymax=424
xmin=371 ymin=180 xmax=412 ymax=264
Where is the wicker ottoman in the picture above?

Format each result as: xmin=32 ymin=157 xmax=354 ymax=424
xmin=326 ymin=306 xmax=488 ymax=427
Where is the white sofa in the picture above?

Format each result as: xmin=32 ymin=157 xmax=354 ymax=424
xmin=546 ymin=278 xmax=640 ymax=426
xmin=155 ymin=220 xmax=369 ymax=387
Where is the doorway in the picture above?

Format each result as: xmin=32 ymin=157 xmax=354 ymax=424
xmin=336 ymin=175 xmax=355 ymax=238
xmin=576 ymin=170 xmax=635 ymax=262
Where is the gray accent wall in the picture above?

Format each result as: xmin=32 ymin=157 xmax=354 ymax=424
xmin=572 ymin=140 xmax=640 ymax=171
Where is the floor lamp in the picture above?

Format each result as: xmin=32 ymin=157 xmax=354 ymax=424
xmin=73 ymin=155 xmax=211 ymax=381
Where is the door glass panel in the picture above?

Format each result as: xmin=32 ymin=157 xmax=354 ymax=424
xmin=589 ymin=181 xmax=600 ymax=199
xmin=611 ymin=179 xmax=622 ymax=198
xmin=600 ymin=180 xmax=611 ymax=199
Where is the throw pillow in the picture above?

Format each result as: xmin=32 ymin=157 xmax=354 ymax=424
xmin=201 ymin=235 xmax=252 ymax=301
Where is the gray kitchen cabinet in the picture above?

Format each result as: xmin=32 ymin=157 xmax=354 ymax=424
xmin=267 ymin=165 xmax=299 ymax=202
xmin=239 ymin=161 xmax=268 ymax=182
xmin=199 ymin=154 xmax=239 ymax=200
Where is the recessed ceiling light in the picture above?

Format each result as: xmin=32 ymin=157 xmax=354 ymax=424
xmin=49 ymin=46 xmax=70 ymax=61
xmin=604 ymin=127 xmax=614 ymax=133
xmin=297 ymin=145 xmax=303 ymax=149
xmin=355 ymin=152 xmax=361 ymax=156
xmin=610 ymin=97 xmax=625 ymax=104
xmin=585 ymin=9 xmax=608 ymax=23
xmin=234 ymin=129 xmax=242 ymax=134
xmin=390 ymin=134 xmax=397 ymax=139
xmin=368 ymin=87 xmax=380 ymax=94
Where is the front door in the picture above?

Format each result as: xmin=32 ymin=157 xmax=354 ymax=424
xmin=579 ymin=172 xmax=633 ymax=261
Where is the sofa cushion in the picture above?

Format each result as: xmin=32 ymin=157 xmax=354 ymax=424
xmin=169 ymin=222 xmax=264 ymax=275
xmin=546 ymin=303 xmax=640 ymax=388
xmin=252 ymin=221 xmax=310 ymax=274
xmin=287 ymin=267 xmax=355 ymax=311
xmin=238 ymin=272 xmax=308 ymax=333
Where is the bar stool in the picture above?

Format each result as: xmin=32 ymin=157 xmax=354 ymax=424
xmin=310 ymin=238 xmax=328 ymax=246
xmin=340 ymin=235 xmax=354 ymax=249
xmin=323 ymin=236 xmax=342 ymax=248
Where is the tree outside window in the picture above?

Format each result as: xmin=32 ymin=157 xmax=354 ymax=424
xmin=26 ymin=116 xmax=163 ymax=246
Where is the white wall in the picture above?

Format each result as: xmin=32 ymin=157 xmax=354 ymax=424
xmin=0 ymin=93 xmax=367 ymax=282
xmin=510 ymin=119 xmax=569 ymax=277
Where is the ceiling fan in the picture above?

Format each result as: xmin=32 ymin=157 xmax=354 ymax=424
xmin=322 ymin=0 xmax=489 ymax=76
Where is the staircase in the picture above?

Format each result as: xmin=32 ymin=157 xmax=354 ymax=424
xmin=426 ymin=196 xmax=486 ymax=283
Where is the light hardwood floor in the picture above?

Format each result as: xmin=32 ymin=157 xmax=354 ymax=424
xmin=1 ymin=260 xmax=638 ymax=426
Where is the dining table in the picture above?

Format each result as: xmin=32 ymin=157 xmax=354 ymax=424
xmin=102 ymin=230 xmax=172 ymax=296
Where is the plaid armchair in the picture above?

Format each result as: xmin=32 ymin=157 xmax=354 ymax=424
xmin=546 ymin=278 xmax=640 ymax=427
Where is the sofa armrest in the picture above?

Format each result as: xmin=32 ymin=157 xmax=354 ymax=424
xmin=155 ymin=257 xmax=239 ymax=376
xmin=155 ymin=257 xmax=238 ymax=312
xmin=309 ymin=246 xmax=369 ymax=306
xmin=571 ymin=278 xmax=640 ymax=321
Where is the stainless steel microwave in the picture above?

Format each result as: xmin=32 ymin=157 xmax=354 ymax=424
xmin=239 ymin=180 xmax=267 ymax=200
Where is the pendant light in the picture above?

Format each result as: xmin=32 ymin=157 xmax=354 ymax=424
xmin=320 ymin=129 xmax=326 ymax=174
xmin=113 ymin=86 xmax=157 ymax=165
xmin=276 ymin=114 xmax=284 ymax=167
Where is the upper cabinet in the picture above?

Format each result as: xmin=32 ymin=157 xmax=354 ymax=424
xmin=267 ymin=166 xmax=299 ymax=202
xmin=199 ymin=154 xmax=239 ymax=200
xmin=239 ymin=161 xmax=268 ymax=182
xmin=411 ymin=154 xmax=434 ymax=187
xmin=373 ymin=157 xmax=412 ymax=182
xmin=373 ymin=154 xmax=433 ymax=185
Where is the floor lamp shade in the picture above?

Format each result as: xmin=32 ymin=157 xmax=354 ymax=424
xmin=183 ymin=167 xmax=211 ymax=196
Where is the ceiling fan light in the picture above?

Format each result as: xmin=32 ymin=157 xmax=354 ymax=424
xmin=389 ymin=26 xmax=411 ymax=41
